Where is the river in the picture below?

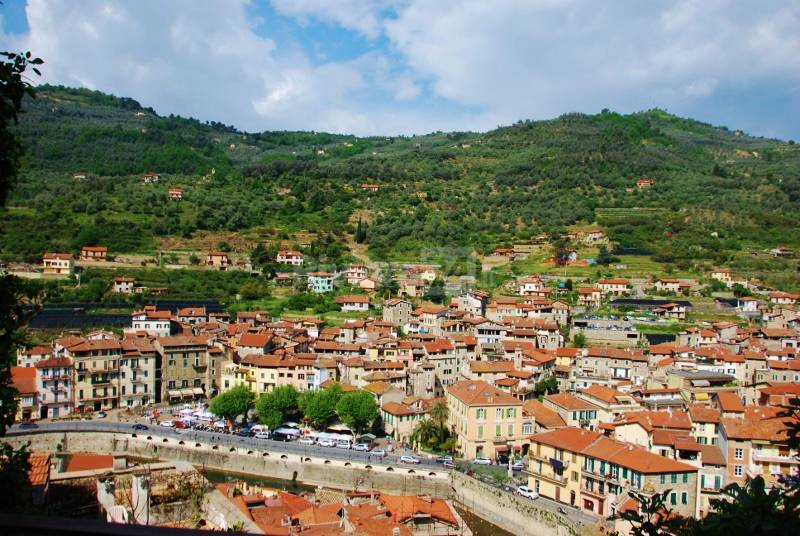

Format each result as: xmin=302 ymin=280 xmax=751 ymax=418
xmin=201 ymin=468 xmax=513 ymax=536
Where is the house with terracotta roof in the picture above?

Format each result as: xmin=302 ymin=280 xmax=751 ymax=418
xmin=42 ymin=252 xmax=74 ymax=276
xmin=80 ymin=245 xmax=107 ymax=261
xmin=205 ymin=251 xmax=229 ymax=271
xmin=577 ymin=287 xmax=602 ymax=308
xmin=527 ymin=427 xmax=698 ymax=517
xmin=636 ymin=178 xmax=655 ymax=188
xmin=17 ymin=345 xmax=52 ymax=368
xmin=577 ymin=384 xmax=639 ymax=417
xmin=523 ymin=399 xmax=566 ymax=434
xmin=168 ymin=188 xmax=182 ymax=200
xmin=308 ymin=271 xmax=334 ymax=293
xmin=64 ymin=338 xmax=124 ymax=412
xmin=27 ymin=452 xmax=51 ymax=505
xmin=154 ymin=336 xmax=217 ymax=402
xmin=581 ymin=347 xmax=649 ymax=384
xmin=653 ymin=302 xmax=687 ymax=320
xmin=608 ymin=409 xmax=692 ymax=450
xmin=596 ymin=279 xmax=630 ymax=296
xmin=518 ymin=275 xmax=549 ymax=297
xmin=583 ymin=228 xmax=607 ymax=245
xmin=687 ymin=404 xmax=721 ymax=446
xmin=35 ymin=356 xmax=73 ymax=419
xmin=446 ymin=380 xmax=524 ymax=459
xmin=383 ymin=298 xmax=412 ymax=327
xmin=768 ymin=291 xmax=799 ymax=305
xmin=11 ymin=366 xmax=38 ymax=421
xmin=381 ymin=401 xmax=427 ymax=444
xmin=130 ymin=306 xmax=177 ymax=337
xmin=335 ymin=294 xmax=370 ymax=312
xmin=544 ymin=392 xmax=602 ymax=430
xmin=654 ymin=278 xmax=692 ymax=295
xmin=719 ymin=406 xmax=799 ymax=487
xmin=276 ymin=249 xmax=304 ymax=266
xmin=112 ymin=277 xmax=135 ymax=294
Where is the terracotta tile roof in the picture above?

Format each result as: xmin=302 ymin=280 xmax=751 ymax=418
xmin=382 ymin=402 xmax=416 ymax=417
xmin=582 ymin=436 xmax=697 ymax=474
xmin=495 ymin=377 xmax=519 ymax=387
xmin=363 ymin=381 xmax=395 ymax=395
xmin=335 ymin=294 xmax=370 ymax=304
xmin=614 ymin=410 xmax=692 ymax=431
xmin=240 ymin=354 xmax=282 ymax=367
xmin=586 ymin=347 xmax=647 ymax=362
xmin=580 ymin=384 xmax=625 ymax=405
xmin=27 ymin=452 xmax=51 ymax=487
xmin=469 ymin=360 xmax=514 ymax=373
xmin=721 ymin=407 xmax=796 ymax=442
xmin=523 ymin=400 xmax=566 ymax=428
xmin=687 ymin=404 xmax=721 ymax=424
xmin=11 ymin=366 xmax=37 ymax=395
xmin=68 ymin=339 xmax=122 ymax=353
xmin=529 ymin=427 xmax=602 ymax=451
xmin=34 ymin=356 xmax=72 ymax=369
xmin=21 ymin=345 xmax=52 ymax=356
xmin=447 ymin=380 xmax=522 ymax=407
xmin=66 ymin=453 xmax=113 ymax=472
xmin=379 ymin=494 xmax=458 ymax=527
xmin=714 ymin=391 xmax=745 ymax=413
xmin=157 ymin=335 xmax=204 ymax=348
xmin=698 ymin=444 xmax=726 ymax=466
xmin=545 ymin=392 xmax=600 ymax=411
xmin=239 ymin=333 xmax=271 ymax=347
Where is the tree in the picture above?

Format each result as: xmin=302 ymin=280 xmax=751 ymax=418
xmin=378 ymin=266 xmax=399 ymax=297
xmin=551 ymin=237 xmax=572 ymax=265
xmin=354 ymin=218 xmax=367 ymax=243
xmin=534 ymin=376 xmax=559 ymax=398
xmin=208 ymin=385 xmax=254 ymax=423
xmin=573 ymin=333 xmax=587 ymax=348
xmin=424 ymin=277 xmax=446 ymax=304
xmin=335 ymin=391 xmax=378 ymax=435
xmin=299 ymin=385 xmax=343 ymax=428
xmin=595 ymin=245 xmax=618 ymax=266
xmin=256 ymin=385 xmax=299 ymax=430
xmin=429 ymin=398 xmax=449 ymax=443
xmin=0 ymin=48 xmax=43 ymax=513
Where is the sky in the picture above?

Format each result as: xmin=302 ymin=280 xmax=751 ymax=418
xmin=0 ymin=0 xmax=798 ymax=139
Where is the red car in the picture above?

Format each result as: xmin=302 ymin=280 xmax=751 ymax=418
xmin=173 ymin=420 xmax=189 ymax=429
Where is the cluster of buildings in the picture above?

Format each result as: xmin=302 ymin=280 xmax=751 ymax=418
xmin=12 ymin=259 xmax=800 ymax=525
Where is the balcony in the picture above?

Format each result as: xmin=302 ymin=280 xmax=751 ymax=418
xmin=192 ymin=363 xmax=208 ymax=371
xmin=91 ymin=377 xmax=114 ymax=386
xmin=752 ymin=452 xmax=800 ymax=465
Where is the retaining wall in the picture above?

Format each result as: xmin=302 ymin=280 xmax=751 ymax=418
xmin=450 ymin=471 xmax=579 ymax=536
xmin=6 ymin=431 xmax=450 ymax=497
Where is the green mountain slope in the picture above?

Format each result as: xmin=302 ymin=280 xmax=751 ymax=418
xmin=3 ymin=86 xmax=799 ymax=288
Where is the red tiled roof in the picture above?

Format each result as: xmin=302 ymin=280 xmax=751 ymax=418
xmin=523 ymin=400 xmax=566 ymax=428
xmin=545 ymin=392 xmax=600 ymax=411
xmin=27 ymin=452 xmax=51 ymax=487
xmin=447 ymin=380 xmax=522 ymax=407
xmin=66 ymin=453 xmax=113 ymax=472
xmin=11 ymin=366 xmax=37 ymax=395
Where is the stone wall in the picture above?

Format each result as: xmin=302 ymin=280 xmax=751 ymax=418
xmin=450 ymin=471 xmax=579 ymax=536
xmin=7 ymin=431 xmax=451 ymax=497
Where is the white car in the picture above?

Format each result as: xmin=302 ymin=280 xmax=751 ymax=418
xmin=400 ymin=455 xmax=420 ymax=464
xmin=353 ymin=443 xmax=370 ymax=452
xmin=371 ymin=448 xmax=386 ymax=457
xmin=160 ymin=420 xmax=174 ymax=427
xmin=473 ymin=457 xmax=492 ymax=465
xmin=516 ymin=486 xmax=539 ymax=500
xmin=335 ymin=441 xmax=351 ymax=449
xmin=298 ymin=437 xmax=315 ymax=445
xmin=511 ymin=460 xmax=525 ymax=471
xmin=254 ymin=431 xmax=270 ymax=439
xmin=318 ymin=439 xmax=336 ymax=448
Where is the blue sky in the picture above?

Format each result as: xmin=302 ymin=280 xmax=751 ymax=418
xmin=1 ymin=0 xmax=798 ymax=139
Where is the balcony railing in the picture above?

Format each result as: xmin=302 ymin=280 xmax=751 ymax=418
xmin=752 ymin=452 xmax=799 ymax=464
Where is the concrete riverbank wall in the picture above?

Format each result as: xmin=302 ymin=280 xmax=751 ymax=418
xmin=6 ymin=431 xmax=451 ymax=497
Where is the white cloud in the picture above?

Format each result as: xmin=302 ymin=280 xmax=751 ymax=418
xmin=1 ymin=0 xmax=798 ymax=137
xmin=270 ymin=0 xmax=397 ymax=39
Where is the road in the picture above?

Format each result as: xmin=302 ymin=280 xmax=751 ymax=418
xmin=7 ymin=421 xmax=445 ymax=470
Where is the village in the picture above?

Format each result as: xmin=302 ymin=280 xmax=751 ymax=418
xmin=9 ymin=231 xmax=800 ymax=534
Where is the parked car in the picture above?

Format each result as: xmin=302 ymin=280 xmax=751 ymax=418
xmin=235 ymin=429 xmax=251 ymax=437
xmin=298 ymin=437 xmax=315 ymax=445
xmin=353 ymin=443 xmax=370 ymax=452
xmin=18 ymin=420 xmax=37 ymax=429
xmin=132 ymin=424 xmax=149 ymax=431
xmin=436 ymin=455 xmax=453 ymax=464
xmin=96 ymin=411 xmax=107 ymax=419
xmin=516 ymin=486 xmax=539 ymax=500
xmin=254 ymin=431 xmax=270 ymax=440
xmin=335 ymin=441 xmax=351 ymax=449
xmin=511 ymin=460 xmax=525 ymax=471
xmin=400 ymin=455 xmax=420 ymax=464
xmin=173 ymin=421 xmax=189 ymax=429
xmin=160 ymin=420 xmax=174 ymax=428
xmin=318 ymin=439 xmax=336 ymax=448
xmin=473 ymin=457 xmax=492 ymax=465
xmin=370 ymin=448 xmax=386 ymax=457
xmin=443 ymin=460 xmax=455 ymax=469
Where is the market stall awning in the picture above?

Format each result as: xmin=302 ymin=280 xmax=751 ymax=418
xmin=168 ymin=390 xmax=182 ymax=399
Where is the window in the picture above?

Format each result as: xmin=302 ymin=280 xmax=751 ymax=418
xmin=495 ymin=425 xmax=501 ymax=437
xmin=681 ymin=492 xmax=688 ymax=505
xmin=671 ymin=474 xmax=677 ymax=484
xmin=477 ymin=408 xmax=486 ymax=420
xmin=734 ymin=448 xmax=743 ymax=460
xmin=523 ymin=423 xmax=532 ymax=435
xmin=734 ymin=465 xmax=743 ymax=477
xmin=683 ymin=473 xmax=688 ymax=483
xmin=478 ymin=425 xmax=484 ymax=439
xmin=507 ymin=424 xmax=513 ymax=436
xmin=168 ymin=381 xmax=175 ymax=389
xmin=507 ymin=408 xmax=515 ymax=418
xmin=571 ymin=471 xmax=578 ymax=482
xmin=670 ymin=493 xmax=676 ymax=506
xmin=660 ymin=475 xmax=666 ymax=485
xmin=496 ymin=408 xmax=503 ymax=419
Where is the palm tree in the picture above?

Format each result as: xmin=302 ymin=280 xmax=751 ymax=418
xmin=411 ymin=419 xmax=437 ymax=449
xmin=429 ymin=399 xmax=449 ymax=443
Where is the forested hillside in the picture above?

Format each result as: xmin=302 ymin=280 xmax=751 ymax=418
xmin=3 ymin=86 xmax=799 ymax=280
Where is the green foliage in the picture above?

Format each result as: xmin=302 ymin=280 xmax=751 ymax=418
xmin=572 ymin=333 xmax=587 ymax=348
xmin=335 ymin=390 xmax=378 ymax=435
xmin=0 ymin=442 xmax=31 ymax=512
xmin=256 ymin=385 xmax=299 ymax=430
xmin=534 ymin=376 xmax=559 ymax=398
xmin=209 ymin=385 xmax=255 ymax=422
xmin=595 ymin=245 xmax=619 ymax=266
xmin=298 ymin=385 xmax=343 ymax=428
xmin=423 ymin=278 xmax=446 ymax=304
xmin=378 ymin=266 xmax=399 ymax=298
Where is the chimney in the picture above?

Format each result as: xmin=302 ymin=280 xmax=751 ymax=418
xmin=392 ymin=528 xmax=401 ymax=536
